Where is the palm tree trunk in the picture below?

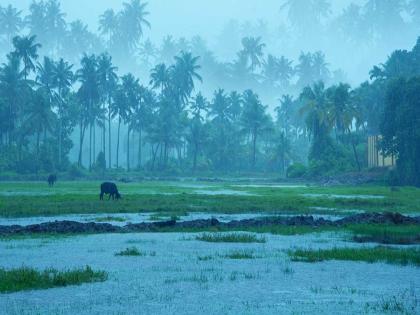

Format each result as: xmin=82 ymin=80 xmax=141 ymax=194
xmin=58 ymin=101 xmax=62 ymax=168
xmin=116 ymin=116 xmax=121 ymax=168
xmin=193 ymin=142 xmax=198 ymax=172
xmin=127 ymin=127 xmax=130 ymax=171
xmin=108 ymin=107 xmax=112 ymax=169
xmin=78 ymin=123 xmax=86 ymax=167
xmin=252 ymin=132 xmax=257 ymax=169
xmin=36 ymin=131 xmax=40 ymax=157
xmin=138 ymin=129 xmax=142 ymax=169
xmin=93 ymin=123 xmax=96 ymax=163
xmin=89 ymin=123 xmax=92 ymax=171
xmin=103 ymin=107 xmax=106 ymax=164
xmin=348 ymin=128 xmax=361 ymax=171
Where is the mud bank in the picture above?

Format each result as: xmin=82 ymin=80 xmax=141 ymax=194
xmin=1 ymin=212 xmax=419 ymax=235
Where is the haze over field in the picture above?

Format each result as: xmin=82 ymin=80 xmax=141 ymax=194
xmin=3 ymin=0 xmax=418 ymax=86
xmin=0 ymin=0 xmax=419 ymax=185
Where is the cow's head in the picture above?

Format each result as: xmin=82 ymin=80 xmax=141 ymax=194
xmin=115 ymin=192 xmax=122 ymax=200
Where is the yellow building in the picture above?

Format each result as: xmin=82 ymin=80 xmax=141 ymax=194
xmin=367 ymin=135 xmax=396 ymax=168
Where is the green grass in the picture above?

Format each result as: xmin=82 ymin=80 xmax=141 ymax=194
xmin=349 ymin=224 xmax=420 ymax=245
xmin=195 ymin=232 xmax=266 ymax=243
xmin=289 ymin=246 xmax=420 ymax=266
xmin=0 ymin=265 xmax=107 ymax=293
xmin=0 ymin=181 xmax=419 ymax=218
xmin=115 ymin=247 xmax=145 ymax=256
xmin=222 ymin=250 xmax=257 ymax=259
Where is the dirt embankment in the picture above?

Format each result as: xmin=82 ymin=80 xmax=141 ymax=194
xmin=0 ymin=212 xmax=419 ymax=235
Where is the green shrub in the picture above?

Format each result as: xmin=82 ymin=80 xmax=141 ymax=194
xmin=286 ymin=163 xmax=307 ymax=178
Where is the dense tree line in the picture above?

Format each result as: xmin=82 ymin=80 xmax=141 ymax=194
xmin=0 ymin=1 xmax=419 ymax=185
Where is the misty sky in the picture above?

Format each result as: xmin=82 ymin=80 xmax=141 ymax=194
xmin=9 ymin=0 xmax=362 ymax=44
xmin=3 ymin=0 xmax=415 ymax=86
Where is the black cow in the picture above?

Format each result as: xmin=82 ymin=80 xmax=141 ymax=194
xmin=48 ymin=174 xmax=57 ymax=187
xmin=100 ymin=182 xmax=121 ymax=200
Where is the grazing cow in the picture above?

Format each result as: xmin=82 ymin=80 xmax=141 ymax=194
xmin=100 ymin=182 xmax=121 ymax=200
xmin=48 ymin=174 xmax=57 ymax=187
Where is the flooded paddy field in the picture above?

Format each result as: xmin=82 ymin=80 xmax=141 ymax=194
xmin=0 ymin=180 xmax=419 ymax=314
xmin=1 ymin=232 xmax=419 ymax=315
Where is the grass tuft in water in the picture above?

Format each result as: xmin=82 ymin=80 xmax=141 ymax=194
xmin=195 ymin=232 xmax=266 ymax=243
xmin=349 ymin=224 xmax=420 ymax=245
xmin=93 ymin=216 xmax=126 ymax=222
xmin=0 ymin=266 xmax=107 ymax=293
xmin=115 ymin=247 xmax=145 ymax=256
xmin=289 ymin=246 xmax=420 ymax=266
xmin=222 ymin=250 xmax=256 ymax=259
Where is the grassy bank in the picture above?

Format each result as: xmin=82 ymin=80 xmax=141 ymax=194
xmin=289 ymin=247 xmax=420 ymax=266
xmin=0 ymin=266 xmax=107 ymax=293
xmin=0 ymin=181 xmax=419 ymax=217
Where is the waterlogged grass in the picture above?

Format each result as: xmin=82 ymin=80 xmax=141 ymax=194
xmin=0 ymin=181 xmax=419 ymax=217
xmin=195 ymin=232 xmax=266 ymax=243
xmin=93 ymin=216 xmax=126 ymax=223
xmin=289 ymin=246 xmax=420 ymax=266
xmin=0 ymin=266 xmax=107 ymax=293
xmin=349 ymin=224 xmax=420 ymax=245
xmin=222 ymin=250 xmax=257 ymax=259
xmin=115 ymin=247 xmax=145 ymax=256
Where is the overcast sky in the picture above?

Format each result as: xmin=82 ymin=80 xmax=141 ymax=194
xmin=8 ymin=0 xmax=362 ymax=44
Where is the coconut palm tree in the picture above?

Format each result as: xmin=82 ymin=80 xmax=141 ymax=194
xmin=0 ymin=54 xmax=27 ymax=146
xmin=241 ymin=89 xmax=270 ymax=168
xmin=0 ymin=5 xmax=24 ymax=45
xmin=52 ymin=58 xmax=74 ymax=167
xmin=99 ymin=9 xmax=118 ymax=49
xmin=12 ymin=35 xmax=41 ymax=80
xmin=240 ymin=37 xmax=265 ymax=72
xmin=149 ymin=63 xmax=169 ymax=92
xmin=97 ymin=53 xmax=118 ymax=169
xmin=172 ymin=52 xmax=202 ymax=105
xmin=189 ymin=92 xmax=208 ymax=171
xmin=119 ymin=0 xmax=151 ymax=53
xmin=77 ymin=54 xmax=100 ymax=168
xmin=26 ymin=88 xmax=55 ymax=156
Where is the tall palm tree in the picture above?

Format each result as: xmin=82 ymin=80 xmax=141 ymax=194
xmin=0 ymin=55 xmax=26 ymax=146
xmin=119 ymin=0 xmax=151 ymax=53
xmin=97 ymin=53 xmax=118 ymax=169
xmin=241 ymin=89 xmax=270 ymax=168
xmin=120 ymin=74 xmax=138 ymax=171
xmin=149 ymin=63 xmax=169 ymax=92
xmin=189 ymin=92 xmax=208 ymax=171
xmin=172 ymin=52 xmax=202 ymax=105
xmin=77 ymin=54 xmax=99 ymax=168
xmin=99 ymin=9 xmax=118 ymax=49
xmin=0 ymin=5 xmax=24 ymax=44
xmin=275 ymin=94 xmax=294 ymax=139
xmin=52 ymin=58 xmax=74 ymax=167
xmin=12 ymin=35 xmax=41 ymax=80
xmin=138 ymin=39 xmax=157 ymax=67
xmin=299 ymin=81 xmax=332 ymax=161
xmin=44 ymin=0 xmax=67 ymax=54
xmin=26 ymin=88 xmax=55 ymax=156
xmin=240 ymin=37 xmax=265 ymax=72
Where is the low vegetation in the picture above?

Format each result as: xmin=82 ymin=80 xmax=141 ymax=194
xmin=115 ymin=247 xmax=145 ymax=256
xmin=195 ymin=233 xmax=266 ymax=243
xmin=0 ymin=266 xmax=107 ymax=293
xmin=93 ymin=216 xmax=126 ymax=222
xmin=221 ymin=250 xmax=257 ymax=259
xmin=349 ymin=224 xmax=420 ymax=245
xmin=1 ymin=182 xmax=419 ymax=218
xmin=289 ymin=246 xmax=420 ymax=266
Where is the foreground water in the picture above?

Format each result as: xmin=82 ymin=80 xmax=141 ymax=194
xmin=1 ymin=232 xmax=418 ymax=314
